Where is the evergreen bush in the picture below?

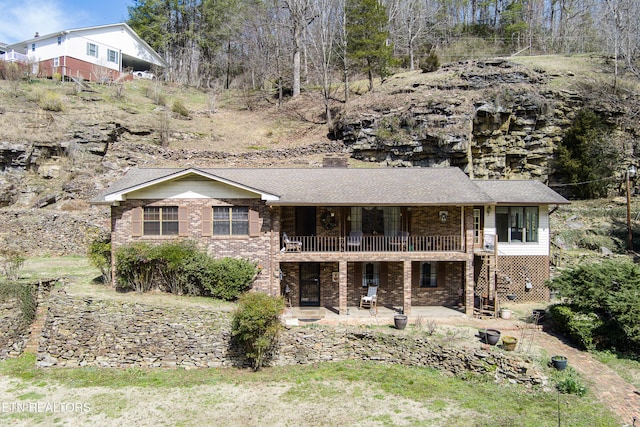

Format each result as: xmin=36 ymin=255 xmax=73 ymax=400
xmin=548 ymin=259 xmax=640 ymax=351
xmin=88 ymin=237 xmax=112 ymax=284
xmin=231 ymin=292 xmax=285 ymax=370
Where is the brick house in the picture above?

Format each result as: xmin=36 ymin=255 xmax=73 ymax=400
xmin=93 ymin=166 xmax=568 ymax=316
xmin=4 ymin=23 xmax=165 ymax=82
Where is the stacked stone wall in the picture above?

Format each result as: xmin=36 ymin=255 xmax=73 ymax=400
xmin=35 ymin=288 xmax=543 ymax=386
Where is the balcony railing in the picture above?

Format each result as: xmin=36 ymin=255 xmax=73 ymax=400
xmin=280 ymin=234 xmax=463 ymax=253
xmin=0 ymin=51 xmax=28 ymax=62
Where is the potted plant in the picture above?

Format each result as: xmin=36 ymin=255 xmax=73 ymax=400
xmin=551 ymin=355 xmax=568 ymax=370
xmin=394 ymin=314 xmax=408 ymax=330
xmin=499 ymin=308 xmax=513 ymax=319
xmin=502 ymin=336 xmax=517 ymax=351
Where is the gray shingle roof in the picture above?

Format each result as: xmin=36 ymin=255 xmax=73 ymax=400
xmin=94 ymin=167 xmax=568 ymax=206
xmin=473 ymin=180 xmax=569 ymax=204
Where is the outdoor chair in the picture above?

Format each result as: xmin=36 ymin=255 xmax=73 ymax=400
xmin=346 ymin=230 xmax=363 ymax=250
xmin=359 ymin=285 xmax=378 ymax=309
xmin=281 ymin=232 xmax=302 ymax=252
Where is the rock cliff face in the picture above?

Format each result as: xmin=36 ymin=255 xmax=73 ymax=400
xmin=0 ymin=57 xmax=639 ymax=255
xmin=333 ymin=59 xmax=639 ymax=184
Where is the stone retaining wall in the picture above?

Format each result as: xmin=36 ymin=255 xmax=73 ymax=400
xmin=36 ymin=288 xmax=544 ymax=386
xmin=0 ymin=301 xmax=29 ymax=359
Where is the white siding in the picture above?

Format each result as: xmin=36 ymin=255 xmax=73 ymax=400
xmin=18 ymin=25 xmax=163 ymax=70
xmin=484 ymin=205 xmax=550 ymax=256
xmin=127 ymin=179 xmax=259 ymax=200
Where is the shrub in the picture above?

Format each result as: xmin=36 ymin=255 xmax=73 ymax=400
xmin=171 ymin=98 xmax=190 ymax=117
xmin=38 ymin=91 xmax=64 ymax=111
xmin=553 ymin=367 xmax=588 ymax=396
xmin=0 ymin=282 xmax=37 ymax=324
xmin=207 ymin=258 xmax=258 ymax=301
xmin=153 ymin=241 xmax=201 ymax=295
xmin=0 ymin=247 xmax=25 ymax=281
xmin=420 ymin=51 xmax=440 ymax=73
xmin=115 ymin=242 xmax=158 ymax=292
xmin=231 ymin=293 xmax=285 ymax=370
xmin=548 ymin=259 xmax=640 ymax=351
xmin=88 ymin=237 xmax=112 ymax=284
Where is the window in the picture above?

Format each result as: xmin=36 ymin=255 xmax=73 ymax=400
xmin=473 ymin=208 xmax=481 ymax=244
xmin=57 ymin=36 xmax=62 ymax=45
xmin=53 ymin=57 xmax=59 ymax=67
xmin=86 ymin=42 xmax=98 ymax=57
xmin=31 ymin=43 xmax=35 ymax=52
xmin=362 ymin=262 xmax=380 ymax=287
xmin=496 ymin=206 xmax=538 ymax=243
xmin=143 ymin=207 xmax=178 ymax=235
xmin=350 ymin=206 xmax=401 ymax=235
xmin=213 ymin=206 xmax=249 ymax=235
xmin=107 ymin=49 xmax=118 ymax=63
xmin=420 ymin=262 xmax=438 ymax=288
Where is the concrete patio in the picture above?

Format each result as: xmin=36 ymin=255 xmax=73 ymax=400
xmin=282 ymin=305 xmax=466 ymax=326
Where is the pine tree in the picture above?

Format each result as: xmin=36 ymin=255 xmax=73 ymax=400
xmin=345 ymin=0 xmax=394 ymax=91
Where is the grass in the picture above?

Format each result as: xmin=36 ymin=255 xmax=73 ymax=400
xmin=592 ymin=350 xmax=640 ymax=390
xmin=0 ymin=356 xmax=619 ymax=426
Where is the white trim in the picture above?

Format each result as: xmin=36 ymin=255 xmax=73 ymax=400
xmin=103 ymin=168 xmax=280 ymax=203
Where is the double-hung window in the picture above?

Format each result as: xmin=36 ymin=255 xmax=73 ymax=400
xmin=87 ymin=42 xmax=98 ymax=57
xmin=213 ymin=207 xmax=249 ymax=235
xmin=143 ymin=207 xmax=178 ymax=235
xmin=420 ymin=262 xmax=438 ymax=288
xmin=107 ymin=49 xmax=118 ymax=63
xmin=496 ymin=206 xmax=538 ymax=243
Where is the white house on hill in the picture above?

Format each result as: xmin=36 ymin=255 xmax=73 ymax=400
xmin=3 ymin=23 xmax=166 ymax=82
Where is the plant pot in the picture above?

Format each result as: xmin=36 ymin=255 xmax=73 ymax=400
xmin=551 ymin=355 xmax=568 ymax=370
xmin=485 ymin=328 xmax=501 ymax=345
xmin=394 ymin=314 xmax=408 ymax=330
xmin=499 ymin=309 xmax=513 ymax=319
xmin=506 ymin=293 xmax=517 ymax=301
xmin=502 ymin=336 xmax=517 ymax=351
xmin=478 ymin=329 xmax=487 ymax=341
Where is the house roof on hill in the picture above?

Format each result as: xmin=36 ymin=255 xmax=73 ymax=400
xmin=94 ymin=167 xmax=568 ymax=206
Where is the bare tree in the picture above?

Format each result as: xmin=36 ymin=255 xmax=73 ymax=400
xmin=307 ymin=0 xmax=342 ymax=126
xmin=283 ymin=0 xmax=317 ymax=97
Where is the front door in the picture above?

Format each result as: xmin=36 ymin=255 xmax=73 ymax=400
xmin=299 ymin=263 xmax=320 ymax=306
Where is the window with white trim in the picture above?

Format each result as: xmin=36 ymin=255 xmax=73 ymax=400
xmin=496 ymin=206 xmax=539 ymax=243
xmin=420 ymin=262 xmax=438 ymax=288
xmin=143 ymin=206 xmax=178 ymax=235
xmin=362 ymin=262 xmax=380 ymax=287
xmin=213 ymin=206 xmax=249 ymax=235
xmin=57 ymin=36 xmax=62 ymax=45
xmin=86 ymin=42 xmax=98 ymax=57
xmin=53 ymin=57 xmax=60 ymax=67
xmin=107 ymin=49 xmax=118 ymax=63
xmin=31 ymin=43 xmax=36 ymax=52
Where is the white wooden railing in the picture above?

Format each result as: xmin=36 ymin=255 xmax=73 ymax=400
xmin=281 ymin=235 xmax=463 ymax=253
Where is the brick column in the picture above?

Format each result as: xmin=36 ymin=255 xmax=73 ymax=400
xmin=338 ymin=260 xmax=347 ymax=315
xmin=403 ymin=260 xmax=412 ymax=315
xmin=465 ymin=259 xmax=475 ymax=316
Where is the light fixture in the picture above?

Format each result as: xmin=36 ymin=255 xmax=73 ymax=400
xmin=439 ymin=211 xmax=448 ymax=223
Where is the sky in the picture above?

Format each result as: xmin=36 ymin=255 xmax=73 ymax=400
xmin=0 ymin=0 xmax=133 ymax=44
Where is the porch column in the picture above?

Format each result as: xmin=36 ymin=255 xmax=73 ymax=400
xmin=403 ymin=260 xmax=412 ymax=315
xmin=465 ymin=258 xmax=475 ymax=316
xmin=338 ymin=260 xmax=347 ymax=315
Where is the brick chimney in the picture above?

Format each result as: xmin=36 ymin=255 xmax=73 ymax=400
xmin=323 ymin=155 xmax=348 ymax=168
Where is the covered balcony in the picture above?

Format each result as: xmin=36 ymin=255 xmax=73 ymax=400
xmin=279 ymin=233 xmax=463 ymax=253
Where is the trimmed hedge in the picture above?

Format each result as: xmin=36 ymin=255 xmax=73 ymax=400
xmin=115 ymin=241 xmax=258 ymax=300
